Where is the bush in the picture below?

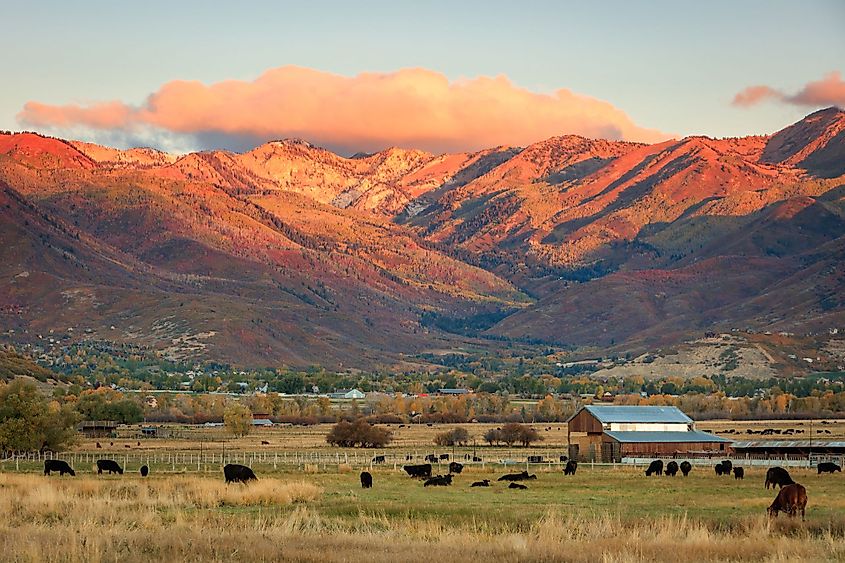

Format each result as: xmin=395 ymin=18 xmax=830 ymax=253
xmin=434 ymin=427 xmax=470 ymax=447
xmin=486 ymin=423 xmax=543 ymax=447
xmin=325 ymin=419 xmax=392 ymax=448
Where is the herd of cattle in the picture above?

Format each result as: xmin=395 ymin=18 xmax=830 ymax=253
xmin=41 ymin=455 xmax=842 ymax=520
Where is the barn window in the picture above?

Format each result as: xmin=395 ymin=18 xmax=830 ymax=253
xmin=720 ymin=443 xmax=725 ymax=451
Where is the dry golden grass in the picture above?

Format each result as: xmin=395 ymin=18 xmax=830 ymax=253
xmin=1 ymin=472 xmax=844 ymax=562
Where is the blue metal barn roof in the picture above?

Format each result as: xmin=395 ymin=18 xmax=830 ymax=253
xmin=604 ymin=430 xmax=732 ymax=443
xmin=580 ymin=405 xmax=693 ymax=424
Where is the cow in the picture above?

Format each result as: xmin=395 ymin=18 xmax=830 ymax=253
xmin=527 ymin=455 xmax=543 ymax=463
xmin=715 ymin=463 xmax=726 ymax=476
xmin=425 ymin=454 xmax=438 ymax=463
xmin=404 ymin=463 xmax=432 ymax=479
xmin=508 ymin=482 xmax=528 ymax=490
xmin=720 ymin=460 xmax=732 ymax=473
xmin=733 ymin=467 xmax=744 ymax=480
xmin=360 ymin=471 xmax=373 ymax=489
xmin=645 ymin=460 xmax=663 ymax=477
xmin=559 ymin=455 xmax=568 ymax=463
xmin=818 ymin=462 xmax=841 ymax=474
xmin=448 ymin=462 xmax=464 ymax=474
xmin=665 ymin=461 xmax=679 ymax=476
xmin=768 ymin=483 xmax=807 ymax=520
xmin=44 ymin=459 xmax=75 ymax=476
xmin=96 ymin=459 xmax=123 ymax=475
xmin=261 ymin=440 xmax=270 ymax=445
xmin=472 ymin=456 xmax=482 ymax=462
xmin=140 ymin=465 xmax=149 ymax=477
xmin=564 ymin=460 xmax=578 ymax=476
xmin=765 ymin=467 xmax=794 ymax=489
xmin=223 ymin=463 xmax=257 ymax=484
xmin=372 ymin=455 xmax=386 ymax=464
xmin=95 ymin=442 xmax=102 ymax=449
xmin=439 ymin=454 xmax=450 ymax=461
xmin=498 ymin=471 xmax=533 ymax=482
xmin=470 ymin=479 xmax=490 ymax=487
xmin=124 ymin=444 xmax=131 ymax=449
xmin=405 ymin=455 xmax=413 ymax=461
xmin=423 ymin=474 xmax=452 ymax=487
xmin=680 ymin=461 xmax=692 ymax=477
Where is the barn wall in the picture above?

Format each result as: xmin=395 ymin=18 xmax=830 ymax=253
xmin=569 ymin=432 xmax=604 ymax=461
xmin=608 ymin=423 xmax=690 ymax=432
xmin=617 ymin=441 xmax=728 ymax=455
xmin=568 ymin=409 xmax=603 ymax=433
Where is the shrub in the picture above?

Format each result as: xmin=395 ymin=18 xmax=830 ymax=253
xmin=433 ymin=427 xmax=470 ymax=447
xmin=325 ymin=419 xmax=392 ymax=448
xmin=497 ymin=423 xmax=543 ymax=447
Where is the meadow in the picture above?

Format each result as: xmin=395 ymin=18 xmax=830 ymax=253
xmin=2 ymin=463 xmax=845 ymax=562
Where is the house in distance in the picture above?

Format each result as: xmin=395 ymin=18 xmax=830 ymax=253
xmin=567 ymin=405 xmax=732 ymax=462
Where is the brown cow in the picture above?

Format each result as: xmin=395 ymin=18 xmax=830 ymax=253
xmin=768 ymin=483 xmax=807 ymax=521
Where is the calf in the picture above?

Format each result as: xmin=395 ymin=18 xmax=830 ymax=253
xmin=44 ymin=459 xmax=75 ymax=476
xmin=403 ymin=463 xmax=432 ymax=479
xmin=470 ymin=479 xmax=490 ymax=487
xmin=645 ymin=460 xmax=663 ymax=477
xmin=508 ymin=482 xmax=528 ymax=490
xmin=733 ymin=467 xmax=744 ymax=480
xmin=817 ymin=462 xmax=841 ymax=474
xmin=372 ymin=455 xmax=386 ymax=464
xmin=423 ymin=474 xmax=452 ymax=487
xmin=680 ymin=461 xmax=692 ymax=477
xmin=768 ymin=483 xmax=807 ymax=520
xmin=564 ymin=460 xmax=578 ymax=476
xmin=448 ymin=461 xmax=464 ymax=474
xmin=360 ymin=471 xmax=373 ymax=489
xmin=765 ymin=467 xmax=794 ymax=489
xmin=665 ymin=461 xmax=679 ymax=477
xmin=96 ymin=459 xmax=123 ymax=475
xmin=223 ymin=463 xmax=257 ymax=484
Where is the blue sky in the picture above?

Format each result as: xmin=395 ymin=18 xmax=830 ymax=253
xmin=3 ymin=0 xmax=844 ymax=151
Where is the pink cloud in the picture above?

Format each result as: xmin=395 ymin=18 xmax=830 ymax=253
xmin=18 ymin=66 xmax=668 ymax=154
xmin=733 ymin=71 xmax=845 ymax=109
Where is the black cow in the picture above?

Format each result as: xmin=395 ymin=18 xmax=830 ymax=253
xmin=95 ymin=442 xmax=102 ymax=449
xmin=559 ymin=455 xmax=568 ymax=463
xmin=765 ymin=466 xmax=794 ymax=489
xmin=734 ymin=467 xmax=744 ymax=480
xmin=680 ymin=461 xmax=692 ymax=476
xmin=720 ymin=460 xmax=733 ymax=473
xmin=404 ymin=463 xmax=432 ymax=479
xmin=645 ymin=460 xmax=663 ymax=476
xmin=425 ymin=454 xmax=438 ymax=463
xmin=96 ymin=459 xmax=123 ymax=475
xmin=44 ymin=459 xmax=75 ymax=476
xmin=498 ymin=470 xmax=536 ymax=482
xmin=527 ymin=455 xmax=543 ymax=463
xmin=439 ymin=454 xmax=450 ymax=461
xmin=360 ymin=471 xmax=373 ymax=489
xmin=665 ymin=461 xmax=679 ymax=476
xmin=472 ymin=456 xmax=482 ymax=462
xmin=260 ymin=440 xmax=270 ymax=445
xmin=372 ymin=455 xmax=385 ymax=464
xmin=564 ymin=460 xmax=578 ymax=475
xmin=448 ymin=461 xmax=464 ymax=474
xmin=424 ymin=474 xmax=452 ymax=487
xmin=470 ymin=479 xmax=490 ymax=487
xmin=140 ymin=465 xmax=149 ymax=477
xmin=715 ymin=462 xmax=731 ymax=476
xmin=818 ymin=462 xmax=841 ymax=474
xmin=508 ymin=482 xmax=528 ymax=490
xmin=223 ymin=463 xmax=257 ymax=484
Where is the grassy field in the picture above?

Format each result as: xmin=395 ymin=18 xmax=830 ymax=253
xmin=2 ymin=464 xmax=844 ymax=562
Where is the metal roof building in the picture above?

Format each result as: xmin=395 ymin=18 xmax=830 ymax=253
xmin=731 ymin=440 xmax=845 ymax=456
xmin=567 ymin=405 xmax=732 ymax=462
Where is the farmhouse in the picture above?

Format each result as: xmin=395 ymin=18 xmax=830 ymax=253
xmin=327 ymin=389 xmax=365 ymax=400
xmin=567 ymin=405 xmax=732 ymax=462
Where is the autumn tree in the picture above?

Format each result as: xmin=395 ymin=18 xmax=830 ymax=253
xmin=0 ymin=379 xmax=78 ymax=453
xmin=326 ymin=419 xmax=392 ymax=448
xmin=224 ymin=402 xmax=253 ymax=437
xmin=498 ymin=422 xmax=542 ymax=447
xmin=434 ymin=426 xmax=470 ymax=447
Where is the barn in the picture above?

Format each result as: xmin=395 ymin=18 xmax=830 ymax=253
xmin=567 ymin=405 xmax=732 ymax=462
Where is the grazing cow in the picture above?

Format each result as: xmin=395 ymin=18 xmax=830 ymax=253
xmin=765 ymin=467 xmax=794 ymax=489
xmin=140 ymin=465 xmax=149 ymax=477
xmin=508 ymin=482 xmax=528 ymax=490
xmin=448 ymin=462 xmax=464 ymax=474
xmin=498 ymin=471 xmax=532 ymax=482
xmin=137 ymin=441 xmax=141 ymax=446
xmin=124 ymin=444 xmax=131 ymax=449
xmin=372 ymin=455 xmax=386 ymax=464
xmin=44 ymin=459 xmax=75 ymax=476
xmin=405 ymin=455 xmax=413 ymax=461
xmin=559 ymin=455 xmax=568 ymax=463
xmin=665 ymin=461 xmax=679 ymax=477
xmin=470 ymin=479 xmax=490 ymax=487
xmin=439 ymin=454 xmax=450 ymax=461
xmin=360 ymin=471 xmax=373 ymax=489
xmin=223 ymin=463 xmax=257 ymax=484
xmin=564 ymin=460 xmax=578 ymax=476
xmin=96 ymin=442 xmax=102 ymax=449
xmin=261 ymin=440 xmax=270 ymax=445
xmin=818 ymin=462 xmax=841 ymax=474
xmin=425 ymin=454 xmax=438 ymax=463
xmin=680 ymin=461 xmax=692 ymax=477
xmin=768 ymin=483 xmax=807 ymax=520
xmin=733 ymin=467 xmax=744 ymax=480
xmin=720 ymin=460 xmax=732 ymax=473
xmin=645 ymin=460 xmax=663 ymax=477
xmin=472 ymin=456 xmax=482 ymax=462
xmin=404 ymin=463 xmax=433 ymax=479
xmin=423 ymin=474 xmax=452 ymax=487
xmin=96 ymin=459 xmax=123 ymax=475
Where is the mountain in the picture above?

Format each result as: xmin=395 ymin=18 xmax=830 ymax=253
xmin=1 ymin=108 xmax=844 ymax=367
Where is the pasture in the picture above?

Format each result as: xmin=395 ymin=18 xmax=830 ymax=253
xmin=2 ymin=463 xmax=845 ymax=562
